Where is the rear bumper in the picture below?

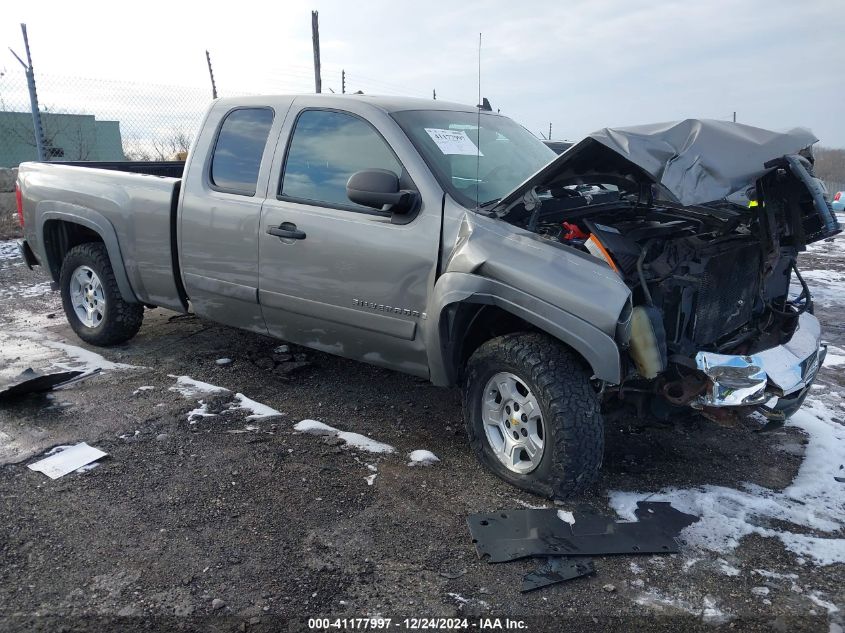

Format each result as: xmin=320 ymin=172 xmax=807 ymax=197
xmin=17 ymin=239 xmax=39 ymax=269
xmin=694 ymin=312 xmax=824 ymax=416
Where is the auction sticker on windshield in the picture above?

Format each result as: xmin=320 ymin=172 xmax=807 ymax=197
xmin=425 ymin=128 xmax=484 ymax=156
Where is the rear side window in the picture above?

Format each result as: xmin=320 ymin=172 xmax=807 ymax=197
xmin=210 ymin=108 xmax=274 ymax=195
xmin=281 ymin=109 xmax=402 ymax=210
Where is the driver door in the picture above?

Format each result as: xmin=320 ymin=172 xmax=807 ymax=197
xmin=257 ymin=105 xmax=440 ymax=377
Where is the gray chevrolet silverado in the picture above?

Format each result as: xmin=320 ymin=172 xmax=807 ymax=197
xmin=15 ymin=95 xmax=841 ymax=498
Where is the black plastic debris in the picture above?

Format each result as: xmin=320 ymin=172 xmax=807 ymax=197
xmin=521 ymin=557 xmax=595 ymax=593
xmin=0 ymin=368 xmax=92 ymax=401
xmin=468 ymin=501 xmax=698 ymax=563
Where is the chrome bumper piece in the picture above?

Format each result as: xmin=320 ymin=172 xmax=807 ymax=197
xmin=694 ymin=312 xmax=825 ymax=408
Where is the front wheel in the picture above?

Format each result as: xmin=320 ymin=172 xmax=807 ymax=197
xmin=463 ymin=332 xmax=604 ymax=499
xmin=59 ymin=243 xmax=144 ymax=346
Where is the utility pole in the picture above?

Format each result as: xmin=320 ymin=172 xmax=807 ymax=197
xmin=341 ymin=69 xmax=346 ymax=94
xmin=205 ymin=50 xmax=218 ymax=99
xmin=311 ymin=11 xmax=322 ymax=94
xmin=549 ymin=122 xmax=552 ymax=140
xmin=9 ymin=24 xmax=46 ymax=161
xmin=433 ymin=89 xmax=436 ymax=100
xmin=732 ymin=111 xmax=736 ymax=123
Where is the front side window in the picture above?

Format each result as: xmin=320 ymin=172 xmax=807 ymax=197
xmin=281 ymin=109 xmax=402 ymax=210
xmin=210 ymin=108 xmax=274 ymax=195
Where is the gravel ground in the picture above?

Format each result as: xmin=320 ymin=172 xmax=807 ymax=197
xmin=0 ymin=236 xmax=843 ymax=633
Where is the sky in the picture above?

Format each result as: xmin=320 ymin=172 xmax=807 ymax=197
xmin=1 ymin=0 xmax=844 ymax=146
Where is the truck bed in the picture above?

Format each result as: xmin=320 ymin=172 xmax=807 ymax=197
xmin=18 ymin=162 xmax=186 ymax=311
xmin=51 ymin=161 xmax=186 ymax=179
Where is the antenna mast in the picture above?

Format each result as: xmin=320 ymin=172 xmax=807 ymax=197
xmin=475 ymin=32 xmax=482 ymax=209
xmin=205 ymin=50 xmax=218 ymax=99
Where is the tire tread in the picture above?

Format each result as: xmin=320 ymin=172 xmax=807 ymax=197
xmin=463 ymin=332 xmax=604 ymax=499
xmin=59 ymin=243 xmax=143 ymax=346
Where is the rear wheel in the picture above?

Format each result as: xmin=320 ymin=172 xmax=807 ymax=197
xmin=463 ymin=332 xmax=604 ymax=499
xmin=59 ymin=243 xmax=144 ymax=346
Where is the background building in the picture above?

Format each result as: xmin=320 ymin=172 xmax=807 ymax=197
xmin=0 ymin=111 xmax=124 ymax=167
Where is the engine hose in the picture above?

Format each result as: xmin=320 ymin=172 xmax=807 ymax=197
xmin=769 ymin=261 xmax=812 ymax=316
xmin=636 ymin=239 xmax=657 ymax=307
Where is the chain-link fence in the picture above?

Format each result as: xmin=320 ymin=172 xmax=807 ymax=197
xmin=0 ymin=63 xmax=433 ymax=170
xmin=0 ymin=8 xmax=441 ymax=173
xmin=0 ymin=68 xmax=227 ymax=167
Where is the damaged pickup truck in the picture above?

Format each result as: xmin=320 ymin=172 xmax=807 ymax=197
xmin=15 ymin=96 xmax=840 ymax=498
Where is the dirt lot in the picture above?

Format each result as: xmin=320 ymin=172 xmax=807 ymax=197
xmin=0 ymin=235 xmax=843 ymax=633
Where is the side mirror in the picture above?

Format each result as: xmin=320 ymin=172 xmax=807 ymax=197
xmin=346 ymin=169 xmax=418 ymax=214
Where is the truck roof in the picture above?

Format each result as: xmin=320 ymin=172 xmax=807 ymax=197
xmin=213 ymin=93 xmax=488 ymax=115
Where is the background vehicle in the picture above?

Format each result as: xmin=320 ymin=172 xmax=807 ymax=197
xmin=833 ymin=191 xmax=845 ymax=211
xmin=542 ymin=140 xmax=574 ymax=154
xmin=15 ymin=96 xmax=840 ymax=498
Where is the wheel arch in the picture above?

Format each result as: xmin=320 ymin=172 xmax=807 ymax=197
xmin=38 ymin=205 xmax=138 ymax=304
xmin=425 ymin=272 xmax=622 ymax=387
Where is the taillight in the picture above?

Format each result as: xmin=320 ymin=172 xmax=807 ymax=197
xmin=835 ymin=191 xmax=842 ymax=202
xmin=15 ymin=182 xmax=23 ymax=227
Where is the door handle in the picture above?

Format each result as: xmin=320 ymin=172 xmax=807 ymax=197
xmin=267 ymin=222 xmax=306 ymax=240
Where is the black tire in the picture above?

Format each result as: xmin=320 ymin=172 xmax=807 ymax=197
xmin=463 ymin=332 xmax=604 ymax=499
xmin=59 ymin=243 xmax=144 ymax=346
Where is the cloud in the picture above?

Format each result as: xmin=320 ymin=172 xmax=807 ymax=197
xmin=2 ymin=0 xmax=843 ymax=145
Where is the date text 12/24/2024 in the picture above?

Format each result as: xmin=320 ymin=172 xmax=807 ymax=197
xmin=308 ymin=618 xmax=528 ymax=630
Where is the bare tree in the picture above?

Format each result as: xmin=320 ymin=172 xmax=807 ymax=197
xmin=122 ymin=133 xmax=153 ymax=161
xmin=150 ymin=129 xmax=193 ymax=161
xmin=814 ymin=146 xmax=845 ymax=191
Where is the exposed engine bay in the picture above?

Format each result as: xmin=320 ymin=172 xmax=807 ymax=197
xmin=496 ymin=141 xmax=841 ymax=419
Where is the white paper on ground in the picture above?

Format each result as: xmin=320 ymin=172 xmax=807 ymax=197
xmin=28 ymin=442 xmax=107 ymax=479
xmin=424 ymin=128 xmax=483 ymax=156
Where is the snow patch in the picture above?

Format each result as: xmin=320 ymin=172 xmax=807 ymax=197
xmin=337 ymin=430 xmax=395 ymax=454
xmin=514 ymin=499 xmax=549 ymax=510
xmin=447 ymin=592 xmax=489 ymax=609
xmin=634 ymin=589 xmax=732 ymax=624
xmin=294 ymin=419 xmax=395 ymax=453
xmin=609 ymin=396 xmax=845 ymax=565
xmin=701 ymin=595 xmax=731 ymax=625
xmin=408 ymin=449 xmax=439 ymax=465
xmin=808 ymin=592 xmax=840 ymax=614
xmin=754 ymin=569 xmax=798 ymax=581
xmin=824 ymin=346 xmax=845 ymax=367
xmin=0 ymin=241 xmax=20 ymax=261
xmin=187 ymin=401 xmax=216 ymax=424
xmin=42 ymin=339 xmax=137 ymax=372
xmin=295 ymin=419 xmax=337 ymax=435
xmin=682 ymin=557 xmax=701 ymax=571
xmin=556 ymin=509 xmax=576 ymax=526
xmin=133 ymin=386 xmax=154 ymax=395
xmin=718 ymin=559 xmax=741 ymax=577
xmin=633 ymin=589 xmax=698 ymax=615
xmin=168 ymin=375 xmax=229 ymax=397
xmin=365 ymin=473 xmax=377 ymax=486
xmin=2 ymin=281 xmax=53 ymax=298
xmin=3 ymin=332 xmax=138 ymax=374
xmin=230 ymin=393 xmax=284 ymax=420
xmin=793 ymin=269 xmax=845 ymax=308
xmin=750 ymin=586 xmax=770 ymax=596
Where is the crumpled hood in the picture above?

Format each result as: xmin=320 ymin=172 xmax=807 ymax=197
xmin=495 ymin=118 xmax=818 ymax=212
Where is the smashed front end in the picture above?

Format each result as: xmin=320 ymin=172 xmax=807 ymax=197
xmin=492 ymin=119 xmax=840 ymax=422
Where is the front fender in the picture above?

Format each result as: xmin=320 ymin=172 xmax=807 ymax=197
xmin=423 ymin=272 xmax=623 ymax=386
xmin=37 ymin=203 xmax=138 ymax=303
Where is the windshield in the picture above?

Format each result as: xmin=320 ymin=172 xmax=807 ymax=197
xmin=391 ymin=109 xmax=556 ymax=209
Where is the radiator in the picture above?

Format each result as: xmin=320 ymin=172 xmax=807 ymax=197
xmin=692 ymin=246 xmax=761 ymax=346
